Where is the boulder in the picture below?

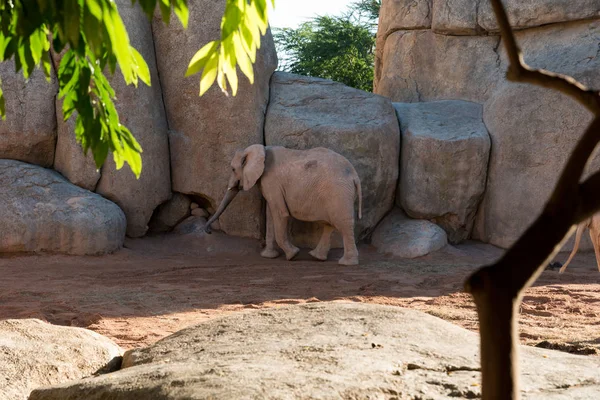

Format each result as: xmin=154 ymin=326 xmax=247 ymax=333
xmin=372 ymin=208 xmax=448 ymax=258
xmin=474 ymin=20 xmax=600 ymax=248
xmin=152 ymin=0 xmax=277 ymax=240
xmin=29 ymin=303 xmax=600 ymax=399
xmin=0 ymin=64 xmax=57 ymax=167
xmin=265 ymin=72 xmax=400 ymax=248
xmin=0 ymin=319 xmax=122 ymax=400
xmin=375 ymin=30 xmax=501 ymax=103
xmin=0 ymin=160 xmax=126 ymax=255
xmin=148 ymin=193 xmax=191 ymax=233
xmin=431 ymin=0 xmax=478 ymax=35
xmin=374 ymin=0 xmax=432 ymax=93
xmin=94 ymin=0 xmax=172 ymax=238
xmin=478 ymin=0 xmax=600 ymax=32
xmin=53 ymin=106 xmax=101 ymax=191
xmin=393 ymin=100 xmax=490 ymax=243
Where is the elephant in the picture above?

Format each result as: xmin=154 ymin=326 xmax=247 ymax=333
xmin=559 ymin=214 xmax=600 ymax=273
xmin=204 ymin=145 xmax=363 ymax=265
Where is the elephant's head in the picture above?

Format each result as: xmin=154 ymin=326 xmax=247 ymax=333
xmin=204 ymin=145 xmax=266 ymax=234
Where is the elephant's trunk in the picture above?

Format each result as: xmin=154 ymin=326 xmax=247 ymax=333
xmin=204 ymin=187 xmax=240 ymax=234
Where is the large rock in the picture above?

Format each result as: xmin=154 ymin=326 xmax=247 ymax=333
xmin=375 ymin=0 xmax=432 ymax=79
xmin=0 ymin=319 xmax=122 ymax=400
xmin=431 ymin=0 xmax=477 ymax=35
xmin=0 ymin=64 xmax=57 ymax=167
xmin=475 ymin=20 xmax=600 ymax=248
xmin=152 ymin=1 xmax=277 ymax=240
xmin=372 ymin=208 xmax=448 ymax=258
xmin=265 ymin=72 xmax=400 ymax=247
xmin=30 ymin=303 xmax=600 ymax=399
xmin=0 ymin=160 xmax=126 ymax=255
xmin=53 ymin=106 xmax=101 ymax=191
xmin=375 ymin=30 xmax=501 ymax=103
xmin=94 ymin=0 xmax=172 ymax=238
xmin=478 ymin=0 xmax=600 ymax=32
xmin=394 ymin=100 xmax=490 ymax=243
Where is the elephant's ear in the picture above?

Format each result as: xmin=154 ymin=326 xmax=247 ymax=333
xmin=242 ymin=144 xmax=266 ymax=191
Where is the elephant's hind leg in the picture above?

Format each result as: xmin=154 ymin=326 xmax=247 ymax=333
xmin=309 ymin=224 xmax=334 ymax=261
xmin=261 ymin=205 xmax=280 ymax=259
xmin=335 ymin=219 xmax=359 ymax=266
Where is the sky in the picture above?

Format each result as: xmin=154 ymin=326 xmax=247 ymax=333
xmin=269 ymin=0 xmax=353 ymax=29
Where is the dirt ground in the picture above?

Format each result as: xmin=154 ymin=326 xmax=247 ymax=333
xmin=1 ymin=231 xmax=599 ymax=356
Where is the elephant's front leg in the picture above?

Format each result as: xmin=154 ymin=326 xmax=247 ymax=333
xmin=260 ymin=205 xmax=280 ymax=259
xmin=272 ymin=213 xmax=300 ymax=261
xmin=309 ymin=224 xmax=334 ymax=261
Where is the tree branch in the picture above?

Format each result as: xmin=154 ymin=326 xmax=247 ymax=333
xmin=465 ymin=1 xmax=600 ymax=399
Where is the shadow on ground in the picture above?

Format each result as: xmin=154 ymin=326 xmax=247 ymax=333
xmin=1 ymin=232 xmax=599 ymax=354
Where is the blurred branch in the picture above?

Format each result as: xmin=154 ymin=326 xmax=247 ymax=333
xmin=465 ymin=1 xmax=600 ymax=399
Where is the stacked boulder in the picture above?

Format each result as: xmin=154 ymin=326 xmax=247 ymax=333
xmin=376 ymin=0 xmax=600 ymax=249
xmin=265 ymin=72 xmax=400 ymax=247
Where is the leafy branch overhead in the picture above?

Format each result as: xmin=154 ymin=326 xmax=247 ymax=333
xmin=0 ymin=0 xmax=271 ymax=178
xmin=185 ymin=0 xmax=274 ymax=96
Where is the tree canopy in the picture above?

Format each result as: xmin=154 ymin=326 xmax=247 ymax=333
xmin=0 ymin=0 xmax=272 ymax=177
xmin=273 ymin=0 xmax=379 ymax=92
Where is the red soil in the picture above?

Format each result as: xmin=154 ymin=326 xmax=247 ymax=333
xmin=1 ymin=232 xmax=599 ymax=355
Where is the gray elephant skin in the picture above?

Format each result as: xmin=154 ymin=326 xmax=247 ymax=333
xmin=205 ymin=145 xmax=363 ymax=265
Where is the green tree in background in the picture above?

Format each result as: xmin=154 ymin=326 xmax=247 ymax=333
xmin=0 ymin=0 xmax=272 ymax=177
xmin=273 ymin=0 xmax=380 ymax=92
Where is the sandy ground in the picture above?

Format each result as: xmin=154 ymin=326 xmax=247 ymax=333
xmin=1 ymin=231 xmax=599 ymax=356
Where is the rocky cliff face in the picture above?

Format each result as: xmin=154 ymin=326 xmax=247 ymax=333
xmin=376 ymin=0 xmax=600 ymax=249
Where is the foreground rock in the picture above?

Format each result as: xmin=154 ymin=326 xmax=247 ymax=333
xmin=474 ymin=20 xmax=600 ymax=248
xmin=265 ymin=72 xmax=400 ymax=247
xmin=0 ymin=160 xmax=126 ymax=255
xmin=152 ymin=0 xmax=277 ymax=240
xmin=394 ymin=101 xmax=490 ymax=243
xmin=95 ymin=0 xmax=172 ymax=238
xmin=0 ymin=64 xmax=57 ymax=167
xmin=372 ymin=208 xmax=448 ymax=258
xmin=30 ymin=303 xmax=600 ymax=399
xmin=0 ymin=319 xmax=122 ymax=400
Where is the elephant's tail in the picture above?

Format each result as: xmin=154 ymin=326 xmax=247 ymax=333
xmin=354 ymin=176 xmax=362 ymax=220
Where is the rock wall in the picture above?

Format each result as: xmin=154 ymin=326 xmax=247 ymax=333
xmin=153 ymin=1 xmax=277 ymax=240
xmin=376 ymin=0 xmax=600 ymax=249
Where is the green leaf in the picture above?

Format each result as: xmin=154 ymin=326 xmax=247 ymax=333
xmin=233 ymin=32 xmax=253 ymax=84
xmin=158 ymin=0 xmax=171 ymax=25
xmin=199 ymin=52 xmax=218 ymax=96
xmin=138 ymin=0 xmax=158 ymax=20
xmin=29 ymin=28 xmax=45 ymax=65
xmin=131 ymin=47 xmax=151 ymax=86
xmin=103 ymin=4 xmax=135 ymax=85
xmin=185 ymin=40 xmax=219 ymax=77
xmin=86 ymin=0 xmax=103 ymax=20
xmin=41 ymin=50 xmax=52 ymax=81
xmin=63 ymin=0 xmax=80 ymax=48
xmin=222 ymin=36 xmax=238 ymax=96
xmin=173 ymin=0 xmax=189 ymax=28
